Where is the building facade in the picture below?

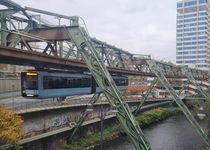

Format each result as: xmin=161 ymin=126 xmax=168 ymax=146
xmin=176 ymin=0 xmax=210 ymax=70
xmin=0 ymin=64 xmax=33 ymax=77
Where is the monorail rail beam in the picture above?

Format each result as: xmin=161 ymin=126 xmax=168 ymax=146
xmin=146 ymin=59 xmax=210 ymax=147
xmin=67 ymin=24 xmax=151 ymax=150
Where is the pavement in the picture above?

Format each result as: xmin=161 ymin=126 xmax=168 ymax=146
xmin=0 ymin=91 xmax=21 ymax=100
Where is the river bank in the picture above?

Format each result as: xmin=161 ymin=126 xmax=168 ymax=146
xmin=59 ymin=107 xmax=181 ymax=150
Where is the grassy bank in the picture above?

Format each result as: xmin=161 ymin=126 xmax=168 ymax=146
xmin=59 ymin=107 xmax=180 ymax=150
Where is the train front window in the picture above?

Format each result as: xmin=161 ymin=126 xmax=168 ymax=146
xmin=22 ymin=73 xmax=38 ymax=90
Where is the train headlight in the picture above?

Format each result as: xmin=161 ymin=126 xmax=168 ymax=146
xmin=26 ymin=72 xmax=38 ymax=76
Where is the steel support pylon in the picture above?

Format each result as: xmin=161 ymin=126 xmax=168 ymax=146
xmin=181 ymin=67 xmax=208 ymax=99
xmin=69 ymin=93 xmax=101 ymax=142
xmin=66 ymin=25 xmax=151 ymax=150
xmin=134 ymin=78 xmax=158 ymax=115
xmin=147 ymin=60 xmax=210 ymax=147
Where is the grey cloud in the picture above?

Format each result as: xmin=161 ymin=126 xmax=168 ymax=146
xmin=12 ymin=0 xmax=176 ymax=62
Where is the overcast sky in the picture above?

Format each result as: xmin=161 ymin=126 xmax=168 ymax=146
xmin=13 ymin=0 xmax=176 ymax=62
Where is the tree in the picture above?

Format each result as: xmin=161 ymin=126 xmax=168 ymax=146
xmin=0 ymin=64 xmax=7 ymax=70
xmin=0 ymin=105 xmax=23 ymax=146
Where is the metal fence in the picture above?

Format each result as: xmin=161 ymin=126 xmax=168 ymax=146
xmin=4 ymin=96 xmax=92 ymax=113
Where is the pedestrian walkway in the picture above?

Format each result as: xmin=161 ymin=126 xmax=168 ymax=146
xmin=0 ymin=91 xmax=20 ymax=100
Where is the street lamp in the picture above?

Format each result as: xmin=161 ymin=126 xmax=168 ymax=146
xmin=197 ymin=107 xmax=206 ymax=120
xmin=100 ymin=104 xmax=118 ymax=150
xmin=86 ymin=103 xmax=94 ymax=112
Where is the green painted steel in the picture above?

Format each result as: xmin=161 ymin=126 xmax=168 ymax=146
xmin=0 ymin=10 xmax=16 ymax=46
xmin=66 ymin=25 xmax=151 ymax=150
xmin=8 ymin=25 xmax=32 ymax=48
xmin=0 ymin=1 xmax=210 ymax=148
xmin=146 ymin=59 xmax=210 ymax=147
xmin=69 ymin=93 xmax=101 ymax=142
xmin=134 ymin=78 xmax=158 ymax=115
xmin=181 ymin=67 xmax=208 ymax=99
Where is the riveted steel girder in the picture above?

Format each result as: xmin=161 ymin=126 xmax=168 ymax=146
xmin=66 ymin=25 xmax=151 ymax=150
xmin=146 ymin=59 xmax=210 ymax=147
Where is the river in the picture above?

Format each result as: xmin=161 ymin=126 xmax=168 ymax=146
xmin=105 ymin=114 xmax=208 ymax=150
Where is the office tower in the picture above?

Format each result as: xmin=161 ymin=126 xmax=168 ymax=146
xmin=176 ymin=0 xmax=210 ymax=70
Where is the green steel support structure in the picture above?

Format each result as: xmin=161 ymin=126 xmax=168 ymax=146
xmin=67 ymin=25 xmax=151 ymax=150
xmin=0 ymin=1 xmax=210 ymax=149
xmin=134 ymin=78 xmax=158 ymax=115
xmin=69 ymin=93 xmax=101 ymax=142
xmin=0 ymin=10 xmax=16 ymax=46
xmin=146 ymin=60 xmax=210 ymax=147
xmin=181 ymin=67 xmax=208 ymax=99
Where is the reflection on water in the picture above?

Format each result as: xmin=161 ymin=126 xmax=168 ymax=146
xmin=106 ymin=114 xmax=207 ymax=150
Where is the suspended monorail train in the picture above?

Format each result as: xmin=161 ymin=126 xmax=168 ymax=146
xmin=21 ymin=71 xmax=128 ymax=99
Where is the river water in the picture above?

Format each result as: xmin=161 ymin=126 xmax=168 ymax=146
xmin=106 ymin=114 xmax=208 ymax=150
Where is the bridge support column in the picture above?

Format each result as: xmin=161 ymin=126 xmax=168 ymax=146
xmin=69 ymin=93 xmax=101 ymax=142
xmin=181 ymin=66 xmax=208 ymax=99
xmin=134 ymin=78 xmax=158 ymax=115
xmin=147 ymin=59 xmax=210 ymax=147
xmin=66 ymin=25 xmax=151 ymax=150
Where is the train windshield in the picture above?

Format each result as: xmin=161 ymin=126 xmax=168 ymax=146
xmin=22 ymin=72 xmax=38 ymax=90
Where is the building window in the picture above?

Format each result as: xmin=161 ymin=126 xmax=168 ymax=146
xmin=198 ymin=27 xmax=208 ymax=30
xmin=177 ymin=3 xmax=183 ymax=8
xmin=184 ymin=13 xmax=197 ymax=18
xmin=199 ymin=12 xmax=208 ymax=16
xmin=177 ymin=43 xmax=183 ymax=46
xmin=183 ymin=37 xmax=197 ymax=41
xmin=177 ymin=20 xmax=183 ymax=23
xmin=176 ymin=61 xmax=183 ymax=63
xmin=198 ymin=17 xmax=208 ymax=21
xmin=197 ymin=65 xmax=207 ymax=68
xmin=183 ymin=42 xmax=197 ymax=45
xmin=184 ymin=28 xmax=197 ymax=32
xmin=198 ymin=22 xmax=208 ymax=25
xmin=184 ymin=1 xmax=197 ymax=7
xmin=198 ymin=41 xmax=207 ymax=44
xmin=198 ymin=36 xmax=207 ymax=39
xmin=184 ymin=18 xmax=197 ymax=23
xmin=199 ymin=0 xmax=208 ymax=4
xmin=183 ymin=32 xmax=197 ymax=36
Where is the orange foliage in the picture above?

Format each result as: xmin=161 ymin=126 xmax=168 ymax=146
xmin=0 ymin=105 xmax=23 ymax=144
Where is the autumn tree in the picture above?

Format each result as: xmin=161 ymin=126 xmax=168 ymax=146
xmin=0 ymin=64 xmax=7 ymax=70
xmin=0 ymin=105 xmax=23 ymax=146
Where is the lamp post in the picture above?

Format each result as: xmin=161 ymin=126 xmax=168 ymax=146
xmin=100 ymin=105 xmax=104 ymax=150
xmin=99 ymin=104 xmax=118 ymax=150
xmin=197 ymin=107 xmax=208 ymax=120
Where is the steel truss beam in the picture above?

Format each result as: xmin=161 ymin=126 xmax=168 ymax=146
xmin=0 ymin=2 xmax=209 ymax=80
xmin=67 ymin=26 xmax=151 ymax=150
xmin=69 ymin=93 xmax=101 ymax=142
xmin=181 ymin=67 xmax=208 ymax=99
xmin=134 ymin=78 xmax=158 ymax=115
xmin=146 ymin=59 xmax=210 ymax=147
xmin=1 ymin=1 xmax=210 ymax=149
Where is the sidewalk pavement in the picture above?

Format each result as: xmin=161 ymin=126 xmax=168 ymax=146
xmin=0 ymin=91 xmax=21 ymax=99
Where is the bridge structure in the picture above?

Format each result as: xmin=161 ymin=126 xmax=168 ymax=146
xmin=0 ymin=0 xmax=210 ymax=149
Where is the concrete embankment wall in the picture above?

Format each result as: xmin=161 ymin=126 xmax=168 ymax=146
xmin=19 ymin=101 xmax=172 ymax=150
xmin=0 ymin=78 xmax=20 ymax=93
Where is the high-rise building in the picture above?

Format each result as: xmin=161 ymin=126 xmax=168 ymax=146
xmin=176 ymin=0 xmax=210 ymax=70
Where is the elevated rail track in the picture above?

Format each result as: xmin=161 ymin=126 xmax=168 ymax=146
xmin=0 ymin=0 xmax=210 ymax=149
